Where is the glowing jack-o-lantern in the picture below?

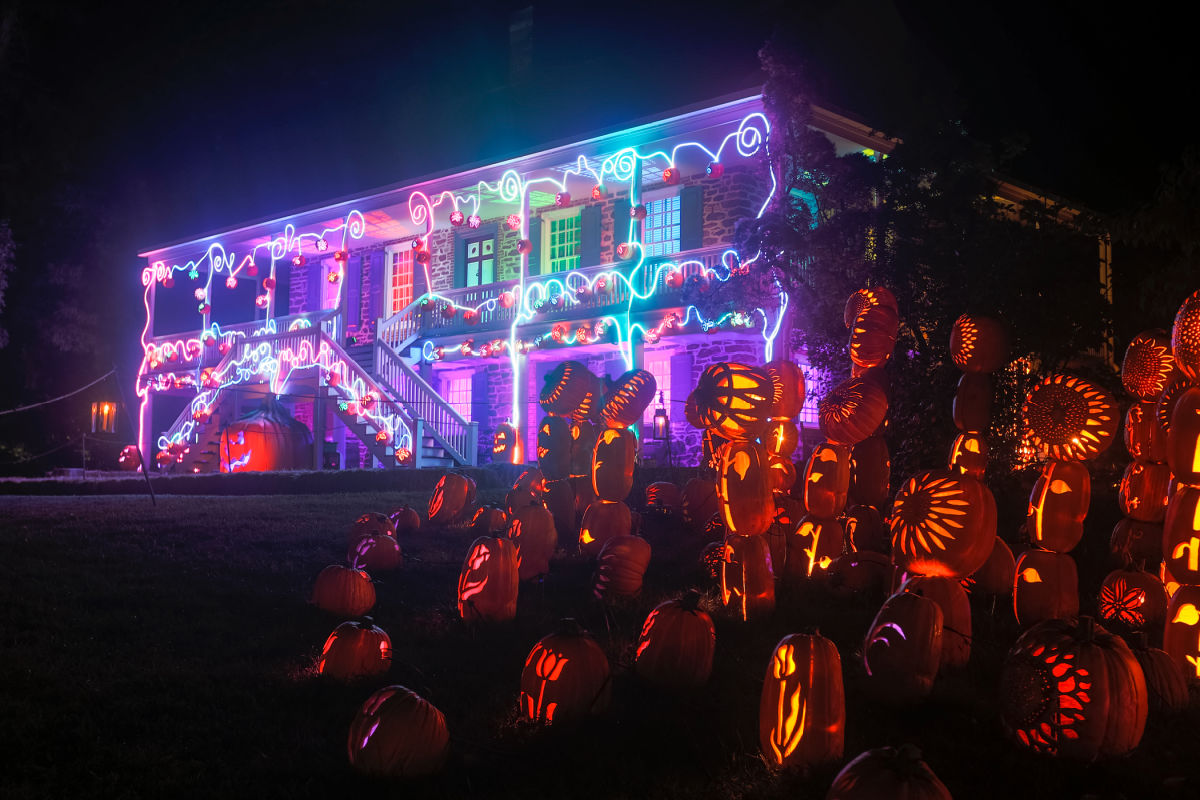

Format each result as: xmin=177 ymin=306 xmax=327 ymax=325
xmin=457 ymin=535 xmax=519 ymax=622
xmin=1171 ymin=289 xmax=1200 ymax=382
xmin=803 ymin=442 xmax=851 ymax=518
xmin=693 ymin=362 xmax=774 ymax=440
xmin=540 ymin=361 xmax=597 ymax=418
xmin=1021 ymin=373 xmax=1118 ymax=461
xmin=492 ymin=422 xmax=518 ymax=463
xmin=947 ymin=433 xmax=987 ymax=479
xmin=311 ymin=565 xmax=376 ymax=617
xmin=863 ymin=590 xmax=943 ymax=703
xmin=318 ymin=619 xmax=392 ymax=681
xmin=1167 ymin=385 xmax=1200 ymax=485
xmin=347 ymin=685 xmax=449 ymax=777
xmin=219 ymin=395 xmax=313 ymax=473
xmin=782 ymin=514 xmax=843 ymax=583
xmin=518 ymin=622 xmax=611 ymax=724
xmin=758 ymin=633 xmax=844 ymax=770
xmin=901 ymin=576 xmax=972 ymax=671
xmin=536 ymin=415 xmax=572 ymax=479
xmin=719 ymin=441 xmax=775 ymax=536
xmin=593 ymin=535 xmax=652 ymax=599
xmin=890 ymin=470 xmax=993 ymax=577
xmin=644 ymin=481 xmax=682 ymax=513
xmin=848 ymin=303 xmax=899 ymax=369
xmin=1157 ymin=374 xmax=1190 ymax=435
xmin=818 ymin=375 xmax=888 ymax=447
xmin=599 ymin=369 xmax=657 ymax=429
xmin=635 ymin=593 xmax=716 ymax=689
xmin=1122 ymin=329 xmax=1177 ymax=400
xmin=1013 ymin=549 xmax=1079 ymax=627
xmin=1164 ymin=585 xmax=1200 ymax=683
xmin=1119 ymin=460 xmax=1170 ymax=523
xmin=506 ymin=505 xmax=557 ymax=581
xmin=765 ymin=360 xmax=806 ymax=419
xmin=1163 ymin=484 xmax=1200 ymax=585
xmin=999 ymin=616 xmax=1148 ymax=758
xmin=721 ymin=533 xmax=775 ymax=620
xmin=579 ymin=499 xmax=631 ymax=557
xmin=469 ymin=506 xmax=507 ymax=537
xmin=764 ymin=419 xmax=800 ymax=459
xmin=1097 ymin=565 xmax=1166 ymax=635
xmin=592 ymin=427 xmax=636 ymax=502
xmin=428 ymin=472 xmax=475 ymax=525
xmin=348 ymin=534 xmax=403 ymax=572
xmin=1026 ymin=459 xmax=1091 ymax=552
xmin=1124 ymin=401 xmax=1168 ymax=463
xmin=843 ymin=286 xmax=898 ymax=328
xmin=952 ymin=372 xmax=993 ymax=434
xmin=949 ymin=313 xmax=1009 ymax=373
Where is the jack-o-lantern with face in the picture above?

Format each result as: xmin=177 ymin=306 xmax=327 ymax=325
xmin=1163 ymin=484 xmax=1200 ymax=585
xmin=1122 ymin=329 xmax=1177 ymax=401
xmin=1167 ymin=385 xmax=1200 ymax=485
xmin=1021 ymin=373 xmax=1118 ymax=461
xmin=348 ymin=512 xmax=396 ymax=545
xmin=1119 ymin=460 xmax=1171 ymax=523
xmin=782 ymin=515 xmax=843 ymax=583
xmin=1013 ymin=548 xmax=1079 ymax=627
xmin=953 ymin=372 xmax=993 ymax=433
xmin=1165 ymin=585 xmax=1200 ymax=684
xmin=536 ymin=415 xmax=572 ymax=479
xmin=758 ymin=633 xmax=844 ymax=770
xmin=492 ymin=422 xmax=519 ymax=464
xmin=947 ymin=433 xmax=987 ymax=479
xmin=863 ymin=590 xmax=943 ymax=703
xmin=519 ymin=621 xmax=611 ymax=724
xmin=721 ymin=533 xmax=775 ymax=621
xmin=599 ymin=369 xmax=657 ymax=429
xmin=457 ymin=536 xmax=519 ymax=622
xmin=1097 ymin=564 xmax=1167 ymax=636
xmin=803 ymin=442 xmax=851 ymax=519
xmin=890 ymin=470 xmax=993 ymax=577
xmin=1124 ymin=400 xmax=1169 ymax=463
xmin=718 ymin=441 xmax=775 ymax=537
xmin=693 ymin=362 xmax=774 ymax=440
xmin=591 ymin=427 xmax=636 ymax=502
xmin=1026 ymin=459 xmax=1091 ymax=552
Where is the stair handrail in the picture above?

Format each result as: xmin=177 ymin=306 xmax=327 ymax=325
xmin=373 ymin=341 xmax=478 ymax=467
xmin=377 ymin=294 xmax=429 ymax=357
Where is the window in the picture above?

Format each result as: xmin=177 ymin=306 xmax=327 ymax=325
xmin=642 ymin=354 xmax=671 ymax=428
xmin=642 ymin=191 xmax=681 ymax=258
xmin=441 ymin=372 xmax=472 ymax=421
xmin=386 ymin=247 xmax=414 ymax=317
xmin=464 ymin=235 xmax=495 ymax=287
xmin=798 ymin=363 xmax=824 ymax=427
xmin=542 ymin=208 xmax=581 ymax=274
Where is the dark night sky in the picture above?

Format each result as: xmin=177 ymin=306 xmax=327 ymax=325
xmin=1 ymin=0 xmax=1197 ymax=392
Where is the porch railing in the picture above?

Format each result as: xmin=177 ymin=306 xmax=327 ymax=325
xmin=373 ymin=342 xmax=478 ymax=467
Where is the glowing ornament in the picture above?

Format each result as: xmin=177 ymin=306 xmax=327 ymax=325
xmin=292 ymin=254 xmax=306 ymax=267
xmin=506 ymin=214 xmax=522 ymax=231
xmin=333 ymin=249 xmax=349 ymax=263
xmin=224 ymin=275 xmax=238 ymax=289
xmin=449 ymin=209 xmax=465 ymax=226
xmin=706 ymin=161 xmax=724 ymax=178
xmin=194 ymin=288 xmax=207 ymax=301
xmin=516 ymin=239 xmax=532 ymax=255
xmin=467 ymin=214 xmax=481 ymax=229
xmin=554 ymin=191 xmax=570 ymax=207
xmin=664 ymin=269 xmax=683 ymax=289
xmin=592 ymin=184 xmax=605 ymax=199
xmin=218 ymin=341 xmax=231 ymax=355
xmin=255 ymin=294 xmax=268 ymax=308
xmin=162 ymin=276 xmax=175 ymax=288
xmin=316 ymin=238 xmax=329 ymax=252
xmin=263 ymin=277 xmax=276 ymax=290
xmin=326 ymin=270 xmax=340 ymax=284
xmin=346 ymin=685 xmax=449 ymax=778
xmin=631 ymin=204 xmax=647 ymax=220
xmin=198 ymin=303 xmax=210 ymax=314
xmin=499 ymin=290 xmax=514 ymax=308
xmin=187 ymin=267 xmax=199 ymax=280
xmin=662 ymin=167 xmax=681 ymax=185
xmin=246 ymin=263 xmax=258 ymax=277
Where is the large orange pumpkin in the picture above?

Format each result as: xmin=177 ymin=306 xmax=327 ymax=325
xmin=802 ymin=442 xmax=851 ymax=518
xmin=1021 ymin=373 xmax=1118 ymax=461
xmin=318 ymin=619 xmax=392 ymax=681
xmin=519 ymin=621 xmax=611 ymax=724
xmin=348 ymin=512 xmax=396 ymax=544
xmin=901 ymin=576 xmax=972 ymax=671
xmin=693 ymin=361 xmax=774 ymax=440
xmin=536 ymin=415 xmax=572 ymax=479
xmin=1013 ymin=548 xmax=1079 ymax=626
xmin=818 ymin=375 xmax=888 ymax=446
xmin=348 ymin=534 xmax=403 ymax=572
xmin=863 ymin=590 xmax=943 ymax=702
xmin=1167 ymin=385 xmax=1200 ymax=485
xmin=1122 ymin=329 xmax=1176 ymax=401
xmin=890 ymin=471 xmax=993 ymax=577
xmin=579 ymin=499 xmax=631 ymax=557
xmin=1119 ymin=460 xmax=1171 ymax=523
xmin=218 ymin=395 xmax=313 ymax=472
xmin=457 ymin=536 xmax=519 ymax=622
xmin=592 ymin=427 xmax=636 ymax=502
xmin=1163 ymin=484 xmax=1200 ymax=585
xmin=765 ymin=360 xmax=806 ymax=419
xmin=842 ymin=286 xmax=898 ymax=328
xmin=949 ymin=313 xmax=1009 ymax=373
xmin=506 ymin=505 xmax=557 ymax=581
xmin=311 ymin=565 xmax=376 ymax=616
xmin=634 ymin=593 xmax=716 ymax=689
xmin=540 ymin=361 xmax=597 ymax=417
xmin=764 ymin=418 xmax=800 ymax=459
xmin=848 ymin=303 xmax=899 ymax=369
xmin=492 ymin=422 xmax=519 ymax=464
xmin=1131 ymin=635 xmax=1190 ymax=715
xmin=721 ymin=533 xmax=775 ymax=621
xmin=599 ymin=369 xmax=657 ymax=429
xmin=1097 ymin=564 xmax=1167 ymax=636
xmin=428 ymin=472 xmax=475 ymax=525
xmin=1124 ymin=400 xmax=1168 ymax=463
xmin=1164 ymin=584 xmax=1200 ymax=684
xmin=1171 ymin=289 xmax=1200 ymax=382
xmin=1026 ymin=459 xmax=1091 ymax=552
xmin=593 ymin=535 xmax=652 ymax=599
xmin=718 ymin=441 xmax=775 ymax=536
xmin=347 ymin=685 xmax=449 ymax=777
xmin=758 ymin=632 xmax=844 ymax=770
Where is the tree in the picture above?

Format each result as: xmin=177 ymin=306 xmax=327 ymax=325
xmin=711 ymin=39 xmax=1114 ymax=488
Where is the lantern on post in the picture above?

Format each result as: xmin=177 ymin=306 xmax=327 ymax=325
xmin=91 ymin=401 xmax=117 ymax=434
xmin=652 ymin=391 xmax=669 ymax=440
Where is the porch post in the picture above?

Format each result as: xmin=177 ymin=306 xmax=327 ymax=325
xmin=312 ymin=388 xmax=325 ymax=470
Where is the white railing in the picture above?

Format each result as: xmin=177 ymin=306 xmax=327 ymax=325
xmin=374 ymin=342 xmax=478 ymax=467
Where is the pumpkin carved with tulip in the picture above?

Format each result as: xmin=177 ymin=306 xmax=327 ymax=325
xmin=518 ymin=622 xmax=611 ymax=724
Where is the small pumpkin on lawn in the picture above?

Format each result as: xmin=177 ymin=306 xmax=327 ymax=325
xmin=387 ymin=505 xmax=421 ymax=536
xmin=579 ymin=499 xmax=631 ymax=557
xmin=519 ymin=620 xmax=611 ymax=724
xmin=349 ymin=512 xmax=395 ymax=544
xmin=457 ymin=535 xmax=519 ymax=622
xmin=758 ymin=632 xmax=844 ymax=771
xmin=312 ymin=565 xmax=376 ymax=617
xmin=318 ymin=619 xmax=392 ymax=681
xmin=347 ymin=685 xmax=450 ymax=777
xmin=826 ymin=745 xmax=951 ymax=800
xmin=348 ymin=534 xmax=403 ymax=572
xmin=593 ymin=535 xmax=652 ymax=599
xmin=634 ymin=592 xmax=716 ymax=689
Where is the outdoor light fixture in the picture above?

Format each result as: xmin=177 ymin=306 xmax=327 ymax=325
xmin=652 ymin=391 xmax=669 ymax=440
xmin=92 ymin=401 xmax=117 ymax=434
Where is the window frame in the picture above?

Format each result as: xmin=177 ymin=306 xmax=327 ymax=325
xmin=540 ymin=206 xmax=582 ymax=274
xmin=440 ymin=370 xmax=473 ymax=422
xmin=462 ymin=233 xmax=496 ymax=287
xmin=383 ymin=244 xmax=415 ymax=318
xmin=640 ymin=187 xmax=682 ymax=259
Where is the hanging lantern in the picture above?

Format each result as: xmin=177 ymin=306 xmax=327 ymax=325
xmin=333 ymin=250 xmax=349 ymax=263
xmin=316 ymin=238 xmax=329 ymax=252
xmin=263 ymin=277 xmax=276 ymax=290
xmin=467 ymin=214 xmax=482 ymax=229
xmin=615 ymin=242 xmax=632 ymax=259
xmin=450 ymin=209 xmax=465 ymax=226
xmin=246 ymin=263 xmax=258 ymax=277
xmin=225 ymin=275 xmax=238 ymax=289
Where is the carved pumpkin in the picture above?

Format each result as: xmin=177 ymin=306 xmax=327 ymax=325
xmin=1122 ymin=329 xmax=1176 ymax=400
xmin=1162 ymin=559 xmax=1181 ymax=599
xmin=218 ymin=395 xmax=313 ymax=472
xmin=829 ymin=550 xmax=893 ymax=597
xmin=764 ymin=419 xmax=800 ymax=459
xmin=901 ymin=576 xmax=971 ymax=670
xmin=782 ymin=515 xmax=843 ymax=583
xmin=539 ymin=360 xmax=596 ymax=417
xmin=803 ymin=442 xmax=851 ymax=519
xmin=1109 ymin=518 xmax=1161 ymax=569
xmin=758 ymin=633 xmax=844 ymax=770
xmin=1124 ymin=400 xmax=1168 ymax=463
xmin=827 ymin=745 xmax=951 ymax=800
xmin=518 ymin=621 xmax=611 ymax=724
xmin=469 ymin=506 xmax=507 ymax=537
xmin=1021 ymin=373 xmax=1118 ymax=461
xmin=599 ymin=369 xmax=656 ymax=429
xmin=349 ymin=512 xmax=395 ymax=544
xmin=536 ymin=415 xmax=572 ymax=479
xmin=593 ymin=535 xmax=652 ymax=599
xmin=682 ymin=478 xmax=720 ymax=532
xmin=568 ymin=418 xmax=598 ymax=477
xmin=1097 ymin=564 xmax=1167 ymax=636
xmin=319 ymin=619 xmax=392 ymax=681
xmin=457 ymin=536 xmax=519 ymax=622
xmin=1171 ymin=288 xmax=1200 ymax=382
xmin=842 ymin=286 xmax=899 ymax=328
xmin=863 ymin=590 xmax=943 ymax=702
xmin=388 ymin=505 xmax=421 ymax=535
xmin=999 ymin=616 xmax=1147 ymax=758
xmin=1119 ymin=460 xmax=1171 ymax=523
xmin=719 ymin=441 xmax=775 ymax=536
xmin=635 ymin=592 xmax=716 ymax=689
xmin=1026 ymin=459 xmax=1091 ymax=552
xmin=721 ymin=533 xmax=775 ymax=621
xmin=592 ymin=427 xmax=636 ymax=502
xmin=848 ymin=303 xmax=899 ymax=369
xmin=492 ymin=422 xmax=519 ymax=463
xmin=818 ymin=375 xmax=888 ymax=446
xmin=506 ymin=505 xmax=557 ymax=581
xmin=850 ymin=435 xmax=890 ymax=507
xmin=428 ymin=472 xmax=474 ymax=525
xmin=1131 ymin=634 xmax=1190 ymax=714
xmin=765 ymin=360 xmax=806 ymax=419
xmin=513 ymin=468 xmax=547 ymax=497
xmin=890 ymin=471 xmax=993 ymax=577
xmin=767 ymin=456 xmax=797 ymax=493
xmin=1167 ymin=384 xmax=1200 ymax=485
xmin=1157 ymin=374 xmax=1190 ymax=434
xmin=947 ymin=433 xmax=987 ymax=479
xmin=766 ymin=496 xmax=804 ymax=573
xmin=1163 ymin=484 xmax=1200 ymax=585
xmin=952 ymin=372 xmax=993 ymax=434
xmin=1165 ymin=584 xmax=1200 ymax=683
xmin=693 ymin=361 xmax=774 ymax=440
xmin=684 ymin=391 xmax=705 ymax=428
xmin=542 ymin=478 xmax=576 ymax=542
xmin=311 ymin=565 xmax=376 ymax=617
xmin=572 ymin=475 xmax=597 ymax=519
xmin=950 ymin=313 xmax=1009 ymax=373
xmin=964 ymin=536 xmax=1016 ymax=596
xmin=645 ymin=481 xmax=682 ymax=513
xmin=579 ymin=500 xmax=631 ymax=558
xmin=700 ymin=541 xmax=725 ymax=580
xmin=1013 ymin=549 xmax=1079 ymax=626
xmin=844 ymin=504 xmax=889 ymax=555
xmin=348 ymin=534 xmax=403 ymax=572
xmin=347 ymin=685 xmax=449 ymax=777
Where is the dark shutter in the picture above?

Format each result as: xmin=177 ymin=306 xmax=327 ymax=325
xmin=367 ymin=251 xmax=384 ymax=324
xmin=612 ymin=197 xmax=632 ymax=249
xmin=527 ymin=216 xmax=542 ymax=275
xmin=680 ymin=185 xmax=704 ymax=251
xmin=345 ymin=253 xmax=362 ymax=327
xmin=670 ymin=352 xmax=693 ymax=423
xmin=453 ymin=234 xmax=467 ymax=288
xmin=274 ymin=259 xmax=291 ymax=314
xmin=412 ymin=247 xmax=428 ymax=300
xmin=580 ymin=204 xmax=601 ymax=267
xmin=307 ymin=261 xmax=323 ymax=312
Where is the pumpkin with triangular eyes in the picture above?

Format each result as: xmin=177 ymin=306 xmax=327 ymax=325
xmin=492 ymin=422 xmax=519 ymax=463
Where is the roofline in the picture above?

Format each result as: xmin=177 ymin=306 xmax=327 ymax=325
xmin=138 ymin=90 xmax=766 ymax=259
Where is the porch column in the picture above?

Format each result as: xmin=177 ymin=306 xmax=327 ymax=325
xmin=312 ymin=390 xmax=325 ymax=470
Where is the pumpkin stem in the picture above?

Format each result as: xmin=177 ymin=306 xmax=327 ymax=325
xmin=679 ymin=590 xmax=703 ymax=612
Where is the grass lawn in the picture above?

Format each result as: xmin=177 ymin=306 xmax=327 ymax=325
xmin=1 ymin=490 xmax=1197 ymax=799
